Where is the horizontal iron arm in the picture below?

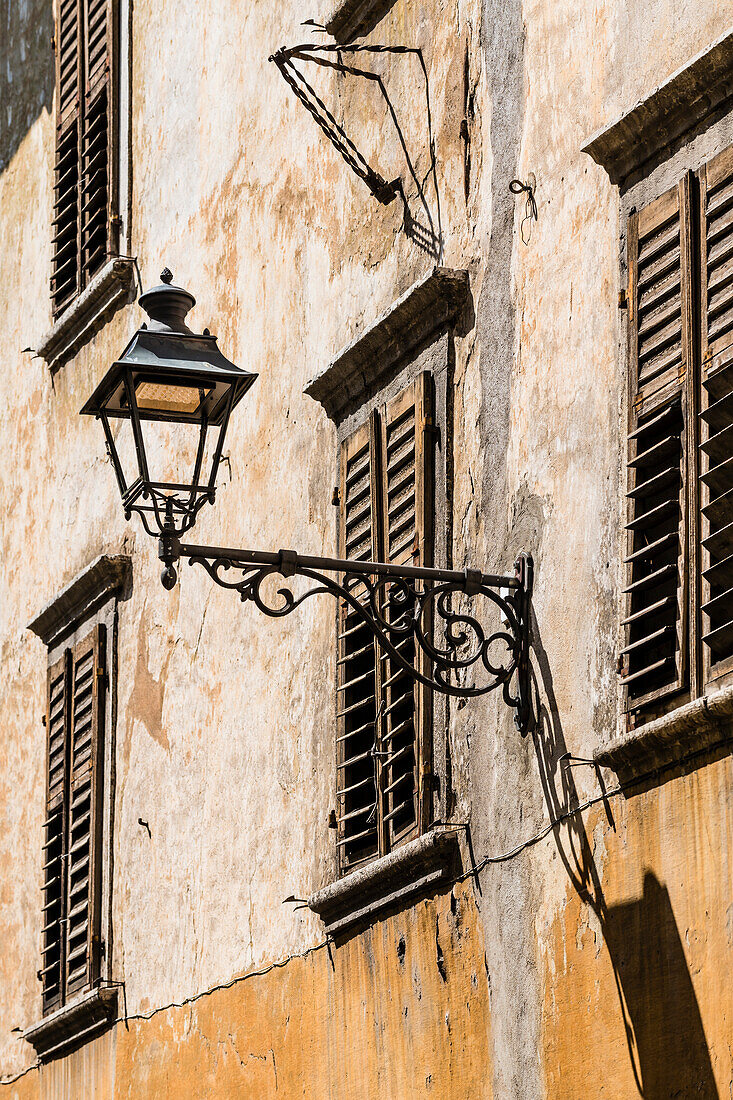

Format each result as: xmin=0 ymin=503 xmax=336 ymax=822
xmin=158 ymin=535 xmax=533 ymax=732
xmin=177 ymin=543 xmax=521 ymax=592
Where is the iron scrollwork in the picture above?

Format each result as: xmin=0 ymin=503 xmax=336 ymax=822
xmin=160 ymin=535 xmax=533 ymax=733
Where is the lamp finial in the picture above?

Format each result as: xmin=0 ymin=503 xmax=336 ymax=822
xmin=138 ymin=271 xmax=195 ymax=333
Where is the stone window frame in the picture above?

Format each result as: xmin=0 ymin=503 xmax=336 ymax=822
xmin=585 ymin=30 xmax=733 ymax=778
xmin=23 ymin=555 xmax=130 ymax=1060
xmin=304 ymin=268 xmax=470 ymax=934
xmin=37 ymin=0 xmax=135 ymax=373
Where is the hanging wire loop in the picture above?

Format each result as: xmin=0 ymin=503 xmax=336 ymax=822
xmin=509 ymin=176 xmax=538 ymax=244
xmin=159 ymin=535 xmax=534 ymax=733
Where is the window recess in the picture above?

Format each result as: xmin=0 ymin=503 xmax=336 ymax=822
xmin=622 ymin=144 xmax=733 ymax=720
xmin=26 ymin=555 xmax=128 ymax=1059
xmin=337 ymin=373 xmax=433 ymax=875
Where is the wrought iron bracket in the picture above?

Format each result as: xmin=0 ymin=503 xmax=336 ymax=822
xmin=158 ymin=534 xmax=533 ymax=733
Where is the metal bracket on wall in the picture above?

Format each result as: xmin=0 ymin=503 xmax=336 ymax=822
xmin=158 ymin=534 xmax=534 ymax=733
xmin=269 ymin=43 xmax=406 ymax=206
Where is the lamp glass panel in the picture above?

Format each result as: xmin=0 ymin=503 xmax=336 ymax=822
xmin=138 ymin=417 xmax=211 ymax=490
xmin=108 ymin=413 xmax=141 ymax=491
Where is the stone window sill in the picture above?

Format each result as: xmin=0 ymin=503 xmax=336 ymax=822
xmin=37 ymin=257 xmax=136 ymax=372
xmin=23 ymin=986 xmax=117 ymax=1061
xmin=593 ymin=683 xmax=733 ymax=781
xmin=308 ymin=827 xmax=460 ymax=937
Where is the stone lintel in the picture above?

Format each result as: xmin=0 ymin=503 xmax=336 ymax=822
xmin=323 ymin=0 xmax=396 ymax=41
xmin=582 ymin=28 xmax=733 ymax=186
xmin=308 ymin=828 xmax=460 ymax=937
xmin=23 ymin=986 xmax=117 ymax=1061
xmin=305 ymin=267 xmax=470 ymax=423
xmin=38 ymin=257 xmax=136 ymax=372
xmin=29 ymin=555 xmax=132 ymax=646
xmin=594 ymin=683 xmax=733 ymax=779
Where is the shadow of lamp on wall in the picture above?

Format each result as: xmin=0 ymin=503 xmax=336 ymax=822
xmin=80 ymin=270 xmax=533 ymax=728
xmin=530 ymin=617 xmax=720 ymax=1098
xmin=605 ymin=873 xmax=720 ymax=1099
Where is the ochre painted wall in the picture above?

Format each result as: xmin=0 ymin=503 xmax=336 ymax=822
xmin=539 ymin=754 xmax=733 ymax=1100
xmin=3 ymin=884 xmax=492 ymax=1099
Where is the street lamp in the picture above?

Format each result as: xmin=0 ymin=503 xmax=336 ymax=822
xmin=81 ymin=268 xmax=257 ymax=547
xmin=82 ymin=271 xmax=533 ymax=730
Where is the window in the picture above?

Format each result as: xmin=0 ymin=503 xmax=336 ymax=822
xmin=42 ymin=626 xmax=106 ymax=1014
xmin=337 ymin=373 xmax=434 ymax=874
xmin=26 ymin=556 xmax=127 ymax=1058
xmin=622 ymin=145 xmax=733 ymax=720
xmin=304 ymin=268 xmax=467 ymax=907
xmin=52 ymin=0 xmax=118 ymax=318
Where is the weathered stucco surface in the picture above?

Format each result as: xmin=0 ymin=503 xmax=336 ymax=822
xmin=1 ymin=0 xmax=733 ymax=1095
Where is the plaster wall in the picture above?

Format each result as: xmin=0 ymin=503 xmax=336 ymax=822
xmin=0 ymin=0 xmax=732 ymax=1095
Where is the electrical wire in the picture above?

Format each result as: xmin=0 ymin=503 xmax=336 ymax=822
xmin=3 ymin=731 xmax=729 ymax=1085
xmin=111 ymin=937 xmax=332 ymax=1027
xmin=0 ymin=939 xmax=331 ymax=1086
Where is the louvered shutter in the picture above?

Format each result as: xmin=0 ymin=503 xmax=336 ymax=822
xmin=379 ymin=374 xmax=433 ymax=847
xmin=621 ymin=179 xmax=693 ymax=710
xmin=65 ymin=626 xmax=106 ymax=996
xmin=337 ymin=417 xmax=382 ymax=872
xmin=80 ymin=0 xmax=116 ymax=285
xmin=698 ymin=147 xmax=733 ymax=680
xmin=336 ymin=378 xmax=434 ymax=873
xmin=42 ymin=652 xmax=71 ymax=1014
xmin=52 ymin=0 xmax=82 ymax=316
xmin=52 ymin=0 xmax=117 ymax=317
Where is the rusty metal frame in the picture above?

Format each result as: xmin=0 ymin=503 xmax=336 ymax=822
xmin=157 ymin=534 xmax=533 ymax=733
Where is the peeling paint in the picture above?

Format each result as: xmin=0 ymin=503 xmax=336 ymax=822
xmin=2 ymin=0 xmax=733 ymax=1095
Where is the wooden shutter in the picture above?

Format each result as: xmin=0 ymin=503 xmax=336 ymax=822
xmin=698 ymin=146 xmax=733 ymax=680
xmin=336 ymin=376 xmax=433 ymax=874
xmin=41 ymin=652 xmax=71 ymax=1015
xmin=52 ymin=0 xmax=117 ymax=317
xmin=379 ymin=374 xmax=433 ymax=847
xmin=65 ymin=626 xmax=106 ymax=996
xmin=621 ymin=179 xmax=694 ymax=710
xmin=80 ymin=0 xmax=116 ymax=285
xmin=337 ymin=417 xmax=382 ymax=872
xmin=52 ymin=0 xmax=82 ymax=316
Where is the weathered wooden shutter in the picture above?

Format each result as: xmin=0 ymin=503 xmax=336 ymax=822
xmin=337 ymin=417 xmax=382 ymax=871
xmin=336 ymin=376 xmax=433 ymax=874
xmin=41 ymin=652 xmax=71 ymax=1014
xmin=52 ymin=0 xmax=116 ymax=317
xmin=698 ymin=147 xmax=733 ymax=681
xmin=621 ymin=179 xmax=693 ymax=710
xmin=80 ymin=0 xmax=116 ymax=285
xmin=52 ymin=0 xmax=82 ymax=316
xmin=379 ymin=374 xmax=433 ymax=847
xmin=65 ymin=626 xmax=106 ymax=996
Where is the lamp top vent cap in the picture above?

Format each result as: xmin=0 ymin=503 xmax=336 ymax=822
xmin=138 ymin=267 xmax=197 ymax=334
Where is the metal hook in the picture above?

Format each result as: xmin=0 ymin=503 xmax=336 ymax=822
xmin=509 ymin=176 xmax=538 ymax=244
